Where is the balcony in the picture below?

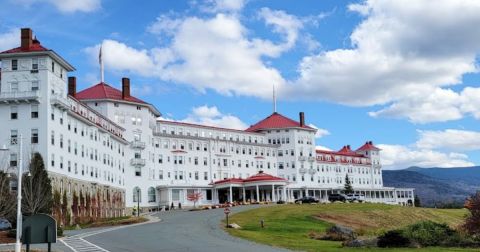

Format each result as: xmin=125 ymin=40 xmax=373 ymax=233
xmin=0 ymin=91 xmax=40 ymax=103
xmin=50 ymin=94 xmax=70 ymax=111
xmin=308 ymin=156 xmax=316 ymax=162
xmin=130 ymin=158 xmax=146 ymax=167
xmin=131 ymin=140 xmax=146 ymax=149
xmin=298 ymin=156 xmax=307 ymax=162
xmin=308 ymin=168 xmax=316 ymax=175
xmin=299 ymin=167 xmax=307 ymax=174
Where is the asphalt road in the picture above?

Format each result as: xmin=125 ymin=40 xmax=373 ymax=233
xmin=82 ymin=206 xmax=290 ymax=252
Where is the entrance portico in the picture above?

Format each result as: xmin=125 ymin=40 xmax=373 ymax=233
xmin=212 ymin=171 xmax=288 ymax=204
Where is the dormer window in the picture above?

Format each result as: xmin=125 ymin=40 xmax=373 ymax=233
xmin=12 ymin=59 xmax=18 ymax=70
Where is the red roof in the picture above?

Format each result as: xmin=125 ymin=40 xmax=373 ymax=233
xmin=246 ymin=112 xmax=313 ymax=132
xmin=213 ymin=178 xmax=244 ymax=185
xmin=76 ymin=82 xmax=146 ymax=104
xmin=243 ymin=172 xmax=286 ymax=183
xmin=157 ymin=120 xmax=264 ymax=135
xmin=212 ymin=171 xmax=286 ymax=185
xmin=356 ymin=141 xmax=380 ymax=152
xmin=0 ymin=38 xmax=48 ymax=54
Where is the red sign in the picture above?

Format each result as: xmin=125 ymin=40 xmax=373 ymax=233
xmin=224 ymin=208 xmax=230 ymax=215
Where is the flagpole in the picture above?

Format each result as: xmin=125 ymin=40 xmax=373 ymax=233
xmin=100 ymin=45 xmax=104 ymax=83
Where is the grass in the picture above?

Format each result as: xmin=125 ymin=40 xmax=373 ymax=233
xmin=226 ymin=203 xmax=473 ymax=252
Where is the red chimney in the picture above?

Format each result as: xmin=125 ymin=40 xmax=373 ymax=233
xmin=68 ymin=77 xmax=76 ymax=97
xmin=299 ymin=112 xmax=305 ymax=127
xmin=21 ymin=28 xmax=33 ymax=50
xmin=122 ymin=77 xmax=130 ymax=99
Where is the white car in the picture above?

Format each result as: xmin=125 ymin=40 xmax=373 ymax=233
xmin=346 ymin=194 xmax=365 ymax=202
xmin=0 ymin=218 xmax=12 ymax=231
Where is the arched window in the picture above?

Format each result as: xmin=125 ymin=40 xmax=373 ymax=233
xmin=148 ymin=187 xmax=156 ymax=203
xmin=133 ymin=187 xmax=141 ymax=202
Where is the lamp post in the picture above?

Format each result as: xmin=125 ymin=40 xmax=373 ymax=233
xmin=136 ymin=188 xmax=140 ymax=217
xmin=1 ymin=134 xmax=24 ymax=252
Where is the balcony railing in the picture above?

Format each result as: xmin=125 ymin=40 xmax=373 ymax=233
xmin=298 ymin=156 xmax=307 ymax=162
xmin=299 ymin=167 xmax=307 ymax=174
xmin=308 ymin=156 xmax=316 ymax=162
xmin=308 ymin=168 xmax=316 ymax=175
xmin=0 ymin=90 xmax=40 ymax=103
xmin=130 ymin=158 xmax=146 ymax=167
xmin=50 ymin=94 xmax=70 ymax=110
xmin=131 ymin=140 xmax=146 ymax=149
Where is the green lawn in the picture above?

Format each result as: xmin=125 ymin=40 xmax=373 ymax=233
xmin=226 ymin=203 xmax=473 ymax=252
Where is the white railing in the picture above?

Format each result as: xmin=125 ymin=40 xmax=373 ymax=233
xmin=131 ymin=140 xmax=146 ymax=149
xmin=308 ymin=156 xmax=316 ymax=162
xmin=50 ymin=94 xmax=70 ymax=110
xmin=299 ymin=167 xmax=307 ymax=174
xmin=130 ymin=158 xmax=146 ymax=167
xmin=308 ymin=168 xmax=316 ymax=175
xmin=0 ymin=90 xmax=40 ymax=102
xmin=298 ymin=156 xmax=307 ymax=162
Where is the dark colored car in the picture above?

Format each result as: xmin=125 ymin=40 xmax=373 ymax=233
xmin=295 ymin=196 xmax=320 ymax=204
xmin=0 ymin=218 xmax=12 ymax=231
xmin=328 ymin=193 xmax=347 ymax=202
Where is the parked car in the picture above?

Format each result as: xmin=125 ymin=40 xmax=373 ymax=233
xmin=328 ymin=193 xmax=347 ymax=202
xmin=295 ymin=196 xmax=320 ymax=204
xmin=0 ymin=218 xmax=12 ymax=231
xmin=347 ymin=194 xmax=365 ymax=202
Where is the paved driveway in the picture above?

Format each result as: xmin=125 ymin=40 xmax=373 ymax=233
xmin=83 ymin=206 xmax=290 ymax=252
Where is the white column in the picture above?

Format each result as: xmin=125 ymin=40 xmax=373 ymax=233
xmin=256 ymin=185 xmax=260 ymax=202
xmin=271 ymin=184 xmax=276 ymax=202
xmin=242 ymin=187 xmax=246 ymax=203
xmin=229 ymin=185 xmax=233 ymax=203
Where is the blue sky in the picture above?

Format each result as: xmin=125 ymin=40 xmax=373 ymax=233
xmin=1 ymin=0 xmax=480 ymax=169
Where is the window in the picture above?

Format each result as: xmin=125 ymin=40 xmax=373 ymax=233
xmin=133 ymin=187 xmax=141 ymax=202
xmin=31 ymin=81 xmax=39 ymax=91
xmin=12 ymin=59 xmax=18 ymax=71
xmin=10 ymin=130 xmax=18 ymax=145
xmin=31 ymin=105 xmax=38 ymax=118
xmin=9 ymin=79 xmax=22 ymax=93
xmin=10 ymin=106 xmax=18 ymax=120
xmin=32 ymin=58 xmax=38 ymax=70
xmin=10 ymin=153 xmax=18 ymax=167
xmin=31 ymin=129 xmax=38 ymax=144
xmin=51 ymin=61 xmax=55 ymax=72
xmin=148 ymin=187 xmax=156 ymax=202
xmin=135 ymin=167 xmax=141 ymax=176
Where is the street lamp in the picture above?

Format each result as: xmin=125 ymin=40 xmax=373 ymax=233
xmin=136 ymin=188 xmax=140 ymax=217
xmin=0 ymin=134 xmax=26 ymax=252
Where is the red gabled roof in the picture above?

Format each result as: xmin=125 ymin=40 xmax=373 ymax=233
xmin=0 ymin=38 xmax=48 ymax=54
xmin=246 ymin=112 xmax=313 ymax=132
xmin=243 ymin=171 xmax=286 ymax=183
xmin=356 ymin=141 xmax=380 ymax=152
xmin=76 ymin=82 xmax=147 ymax=104
xmin=212 ymin=178 xmax=244 ymax=185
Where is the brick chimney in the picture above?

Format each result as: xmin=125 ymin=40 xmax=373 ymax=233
xmin=21 ymin=28 xmax=33 ymax=50
xmin=68 ymin=77 xmax=76 ymax=97
xmin=299 ymin=112 xmax=305 ymax=127
xmin=122 ymin=77 xmax=130 ymax=99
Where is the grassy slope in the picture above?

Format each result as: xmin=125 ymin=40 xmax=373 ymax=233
xmin=227 ymin=203 xmax=472 ymax=252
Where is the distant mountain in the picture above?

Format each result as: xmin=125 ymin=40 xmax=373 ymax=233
xmin=383 ymin=166 xmax=480 ymax=207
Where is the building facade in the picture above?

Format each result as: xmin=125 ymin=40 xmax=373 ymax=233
xmin=0 ymin=29 xmax=414 ymax=217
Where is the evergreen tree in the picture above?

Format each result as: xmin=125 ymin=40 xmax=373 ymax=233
xmin=21 ymin=153 xmax=53 ymax=215
xmin=414 ymin=195 xmax=421 ymax=207
xmin=344 ymin=174 xmax=354 ymax=194
xmin=0 ymin=171 xmax=15 ymax=221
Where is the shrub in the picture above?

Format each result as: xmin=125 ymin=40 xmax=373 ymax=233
xmin=57 ymin=226 xmax=64 ymax=237
xmin=402 ymin=221 xmax=455 ymax=247
xmin=377 ymin=230 xmax=410 ymax=248
xmin=463 ymin=192 xmax=480 ymax=236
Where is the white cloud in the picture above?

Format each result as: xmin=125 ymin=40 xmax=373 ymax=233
xmin=182 ymin=105 xmax=248 ymax=130
xmin=378 ymin=144 xmax=474 ymax=170
xmin=0 ymin=29 xmax=19 ymax=52
xmin=285 ymin=0 xmax=480 ymax=123
xmin=308 ymin=123 xmax=330 ymax=139
xmin=200 ymin=0 xmax=245 ymax=13
xmin=14 ymin=0 xmax=101 ymax=13
xmin=416 ymin=129 xmax=480 ymax=151
xmin=84 ymin=40 xmax=154 ymax=77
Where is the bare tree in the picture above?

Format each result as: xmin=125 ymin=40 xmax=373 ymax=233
xmin=0 ymin=171 xmax=15 ymax=221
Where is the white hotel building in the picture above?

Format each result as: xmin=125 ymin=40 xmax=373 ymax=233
xmin=0 ymin=29 xmax=414 ymax=216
